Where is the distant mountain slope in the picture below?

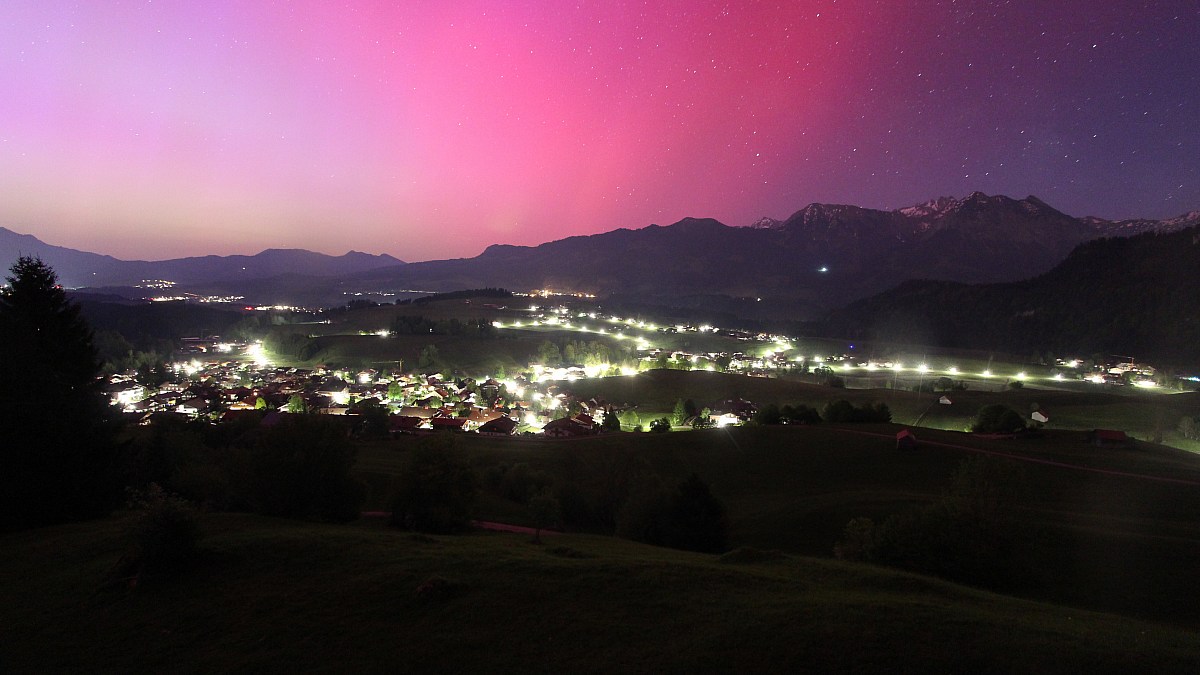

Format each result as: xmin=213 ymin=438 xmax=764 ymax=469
xmin=0 ymin=227 xmax=404 ymax=287
xmin=6 ymin=193 xmax=1197 ymax=316
xmin=821 ymin=226 xmax=1200 ymax=364
xmin=347 ymin=193 xmax=1199 ymax=316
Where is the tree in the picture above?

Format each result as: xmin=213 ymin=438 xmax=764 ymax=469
xmin=971 ymin=404 xmax=1026 ymax=434
xmin=601 ymin=408 xmax=621 ymax=432
xmin=649 ymin=417 xmax=671 ymax=433
xmin=353 ymin=398 xmax=390 ymax=438
xmin=683 ymin=399 xmax=698 ymax=419
xmin=537 ymin=340 xmax=562 ymax=367
xmin=418 ymin=344 xmax=440 ymax=370
xmin=1 ymin=257 xmax=122 ymax=530
xmin=671 ymin=398 xmax=688 ymax=425
xmin=666 ymin=473 xmax=729 ymax=553
xmin=246 ymin=416 xmax=365 ymax=521
xmin=527 ymin=490 xmax=561 ymax=544
xmin=1179 ymin=416 xmax=1200 ymax=441
xmin=753 ymin=403 xmax=783 ymax=425
xmin=389 ymin=436 xmax=479 ymax=533
xmin=286 ymin=394 xmax=308 ymax=414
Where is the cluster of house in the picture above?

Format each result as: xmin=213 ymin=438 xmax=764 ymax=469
xmin=102 ymin=351 xmax=761 ymax=438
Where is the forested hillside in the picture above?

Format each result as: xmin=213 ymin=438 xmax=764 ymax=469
xmin=822 ymin=227 xmax=1200 ymax=365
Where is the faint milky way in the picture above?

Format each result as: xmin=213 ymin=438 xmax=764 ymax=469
xmin=0 ymin=1 xmax=1196 ymax=261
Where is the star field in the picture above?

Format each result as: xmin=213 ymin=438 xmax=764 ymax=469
xmin=0 ymin=1 xmax=1196 ymax=261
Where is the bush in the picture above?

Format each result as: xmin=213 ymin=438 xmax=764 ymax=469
xmin=822 ymin=400 xmax=891 ymax=423
xmin=833 ymin=517 xmax=876 ymax=561
xmin=127 ymin=484 xmax=201 ymax=570
xmin=649 ymin=417 xmax=671 ymax=433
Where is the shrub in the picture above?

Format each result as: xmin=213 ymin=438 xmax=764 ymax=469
xmin=822 ymin=400 xmax=891 ymax=423
xmin=415 ymin=576 xmax=459 ymax=601
xmin=833 ymin=517 xmax=876 ymax=561
xmin=127 ymin=484 xmax=201 ymax=570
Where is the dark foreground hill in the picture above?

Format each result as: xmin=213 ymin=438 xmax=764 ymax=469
xmin=3 ymin=513 xmax=1199 ymax=674
xmin=821 ymin=226 xmax=1200 ymax=364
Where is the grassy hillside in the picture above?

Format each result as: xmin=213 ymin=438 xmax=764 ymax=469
xmin=356 ymin=425 xmax=1200 ymax=625
xmin=3 ymin=513 xmax=1199 ymax=674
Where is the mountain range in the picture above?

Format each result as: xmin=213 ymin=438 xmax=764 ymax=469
xmin=0 ymin=227 xmax=404 ymax=289
xmin=341 ymin=192 xmax=1199 ymax=316
xmin=4 ymin=193 xmax=1198 ymax=317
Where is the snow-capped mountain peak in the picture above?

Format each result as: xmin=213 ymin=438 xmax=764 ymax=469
xmin=748 ymin=216 xmax=784 ymax=230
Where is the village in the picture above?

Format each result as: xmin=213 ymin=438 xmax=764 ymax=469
xmin=104 ymin=336 xmax=762 ymax=439
xmin=97 ymin=293 xmax=1188 ymax=444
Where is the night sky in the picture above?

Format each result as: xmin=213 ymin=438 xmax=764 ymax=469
xmin=1 ymin=1 xmax=1196 ymax=262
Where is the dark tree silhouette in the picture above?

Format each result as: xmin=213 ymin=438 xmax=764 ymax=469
xmin=1 ymin=256 xmax=121 ymax=530
xmin=389 ymin=435 xmax=478 ymax=533
xmin=666 ymin=473 xmax=729 ymax=553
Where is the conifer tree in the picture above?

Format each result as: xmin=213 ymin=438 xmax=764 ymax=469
xmin=1 ymin=257 xmax=121 ymax=529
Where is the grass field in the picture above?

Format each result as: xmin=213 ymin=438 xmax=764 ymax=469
xmin=355 ymin=424 xmax=1200 ymax=626
xmin=4 ymin=513 xmax=1200 ymax=673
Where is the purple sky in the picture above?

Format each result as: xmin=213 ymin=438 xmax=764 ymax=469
xmin=1 ymin=1 xmax=1197 ymax=262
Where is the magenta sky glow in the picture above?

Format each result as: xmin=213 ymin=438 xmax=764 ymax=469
xmin=1 ymin=1 xmax=1197 ymax=261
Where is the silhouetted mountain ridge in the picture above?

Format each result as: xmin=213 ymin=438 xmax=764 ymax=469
xmin=347 ymin=193 xmax=1198 ymax=316
xmin=0 ymin=227 xmax=404 ymax=287
xmin=821 ymin=226 xmax=1200 ymax=364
